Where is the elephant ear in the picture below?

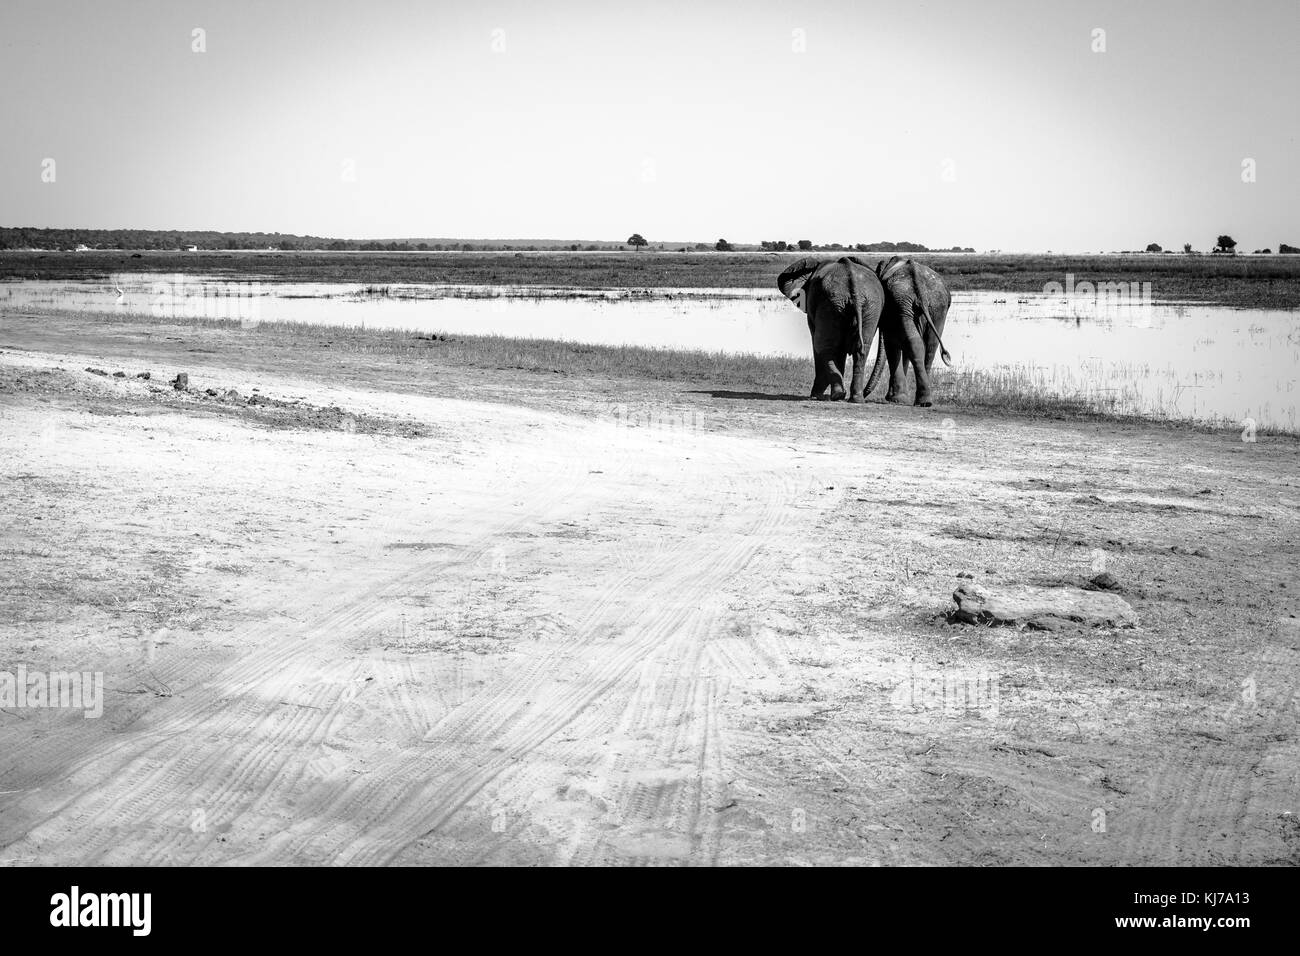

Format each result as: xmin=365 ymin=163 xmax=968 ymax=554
xmin=776 ymin=257 xmax=822 ymax=305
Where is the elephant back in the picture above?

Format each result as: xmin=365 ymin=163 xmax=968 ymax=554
xmin=875 ymin=257 xmax=950 ymax=308
xmin=910 ymin=259 xmax=952 ymax=310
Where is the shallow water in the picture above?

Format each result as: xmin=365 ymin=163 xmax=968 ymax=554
xmin=3 ymin=274 xmax=1297 ymax=432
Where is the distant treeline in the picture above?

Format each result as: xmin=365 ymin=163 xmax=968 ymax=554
xmin=756 ymin=239 xmax=974 ymax=253
xmin=0 ymin=228 xmax=653 ymax=252
xmin=0 ymin=228 xmax=342 ymax=251
xmin=0 ymin=228 xmax=666 ymax=252
xmin=0 ymin=228 xmax=978 ymax=254
xmin=11 ymin=228 xmax=1288 ymax=256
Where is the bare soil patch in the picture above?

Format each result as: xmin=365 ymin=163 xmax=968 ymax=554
xmin=1 ymin=311 xmax=1297 ymax=865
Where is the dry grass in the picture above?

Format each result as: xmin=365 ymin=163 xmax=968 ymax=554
xmin=934 ymin=366 xmax=1294 ymax=436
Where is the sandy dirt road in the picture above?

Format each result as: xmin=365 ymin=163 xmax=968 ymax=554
xmin=1 ymin=315 xmax=1298 ymax=865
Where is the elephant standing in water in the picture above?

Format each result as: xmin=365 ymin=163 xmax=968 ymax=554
xmin=776 ymin=256 xmax=886 ymax=402
xmin=873 ymin=255 xmax=953 ymax=407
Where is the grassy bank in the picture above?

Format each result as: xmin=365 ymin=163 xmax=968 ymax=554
xmin=4 ymin=250 xmax=1300 ymax=308
xmin=18 ymin=307 xmax=1294 ymax=437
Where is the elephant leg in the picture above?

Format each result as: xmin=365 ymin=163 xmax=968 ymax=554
xmin=849 ymin=300 xmax=882 ymax=404
xmin=883 ymin=327 xmax=906 ymax=403
xmin=813 ymin=350 xmax=845 ymax=400
xmin=808 ymin=316 xmax=823 ymax=397
xmin=809 ymin=365 xmax=826 ymax=399
xmin=809 ymin=345 xmax=828 ymax=398
xmin=897 ymin=304 xmax=933 ymax=406
xmin=847 ymin=346 xmax=868 ymax=403
xmin=809 ymin=302 xmax=846 ymax=400
xmin=828 ymin=353 xmax=847 ymax=401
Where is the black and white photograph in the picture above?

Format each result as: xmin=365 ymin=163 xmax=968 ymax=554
xmin=0 ymin=0 xmax=1295 ymax=910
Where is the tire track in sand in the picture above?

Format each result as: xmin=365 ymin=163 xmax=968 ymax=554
xmin=1119 ymin=641 xmax=1300 ymax=864
xmin=0 ymin=427 xmax=588 ymax=864
xmin=229 ymin=447 xmax=806 ymax=865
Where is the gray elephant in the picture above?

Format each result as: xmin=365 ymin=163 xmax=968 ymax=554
xmin=873 ymin=256 xmax=953 ymax=407
xmin=776 ymin=256 xmax=886 ymax=402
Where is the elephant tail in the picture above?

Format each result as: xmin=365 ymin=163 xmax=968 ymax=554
xmin=916 ymin=301 xmax=954 ymax=367
xmin=844 ymin=257 xmax=888 ymax=396
xmin=863 ymin=329 xmax=888 ymax=397
xmin=843 ymin=260 xmax=866 ymax=354
xmin=910 ymin=265 xmax=954 ymax=367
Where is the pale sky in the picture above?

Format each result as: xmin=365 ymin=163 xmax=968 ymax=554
xmin=1 ymin=0 xmax=1296 ymax=250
